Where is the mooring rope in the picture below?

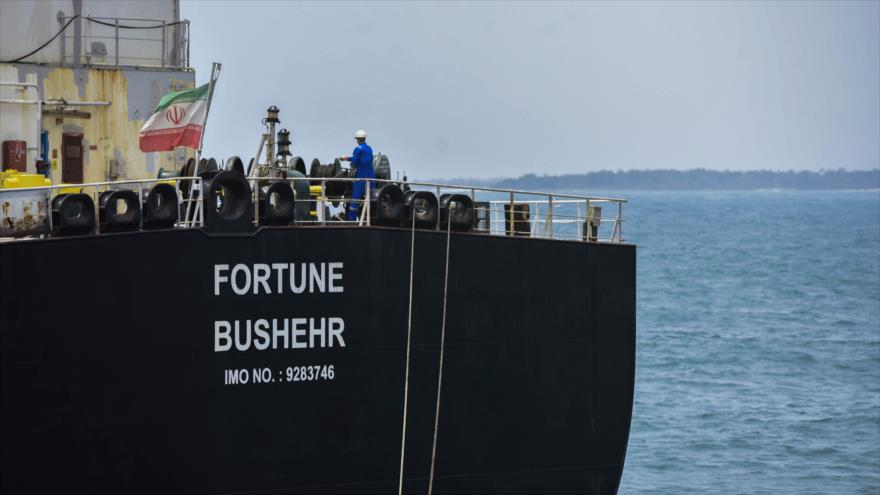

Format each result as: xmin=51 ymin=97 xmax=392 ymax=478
xmin=427 ymin=211 xmax=454 ymax=495
xmin=398 ymin=213 xmax=417 ymax=495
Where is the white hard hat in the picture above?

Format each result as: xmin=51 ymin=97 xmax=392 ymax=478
xmin=354 ymin=130 xmax=367 ymax=139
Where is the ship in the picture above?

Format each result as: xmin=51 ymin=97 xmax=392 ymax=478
xmin=0 ymin=2 xmax=636 ymax=494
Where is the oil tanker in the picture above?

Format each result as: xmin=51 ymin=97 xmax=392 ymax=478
xmin=0 ymin=166 xmax=635 ymax=494
xmin=0 ymin=2 xmax=635 ymax=492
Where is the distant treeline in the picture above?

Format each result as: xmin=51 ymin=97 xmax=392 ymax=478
xmin=492 ymin=169 xmax=880 ymax=190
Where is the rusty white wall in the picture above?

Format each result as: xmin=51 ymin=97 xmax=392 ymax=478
xmin=0 ymin=68 xmax=41 ymax=166
xmin=1 ymin=0 xmax=179 ymax=67
xmin=1 ymin=63 xmax=195 ymax=182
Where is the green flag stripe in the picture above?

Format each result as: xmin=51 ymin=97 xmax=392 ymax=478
xmin=153 ymin=83 xmax=210 ymax=113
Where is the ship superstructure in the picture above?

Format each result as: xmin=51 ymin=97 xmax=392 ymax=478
xmin=0 ymin=0 xmax=194 ymax=182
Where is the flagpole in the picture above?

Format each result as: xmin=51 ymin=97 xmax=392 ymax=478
xmin=196 ymin=62 xmax=221 ymax=162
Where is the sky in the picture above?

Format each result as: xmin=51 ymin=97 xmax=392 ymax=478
xmin=181 ymin=0 xmax=880 ymax=179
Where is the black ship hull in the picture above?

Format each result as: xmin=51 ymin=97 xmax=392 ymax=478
xmin=0 ymin=227 xmax=635 ymax=494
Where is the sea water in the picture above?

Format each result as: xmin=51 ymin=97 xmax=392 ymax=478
xmin=601 ymin=190 xmax=880 ymax=494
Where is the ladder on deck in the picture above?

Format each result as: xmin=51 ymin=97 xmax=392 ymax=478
xmin=181 ymin=181 xmax=203 ymax=228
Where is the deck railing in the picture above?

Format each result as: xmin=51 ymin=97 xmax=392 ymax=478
xmin=59 ymin=16 xmax=190 ymax=69
xmin=0 ymin=177 xmax=626 ymax=243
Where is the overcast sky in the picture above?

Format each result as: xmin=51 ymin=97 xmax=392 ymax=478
xmin=181 ymin=0 xmax=879 ymax=179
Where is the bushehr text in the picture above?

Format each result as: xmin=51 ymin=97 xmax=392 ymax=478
xmin=214 ymin=318 xmax=346 ymax=351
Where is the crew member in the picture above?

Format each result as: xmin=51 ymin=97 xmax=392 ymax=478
xmin=339 ymin=130 xmax=374 ymax=221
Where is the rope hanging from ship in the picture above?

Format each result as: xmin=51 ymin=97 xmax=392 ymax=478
xmin=428 ymin=210 xmax=455 ymax=495
xmin=398 ymin=212 xmax=418 ymax=495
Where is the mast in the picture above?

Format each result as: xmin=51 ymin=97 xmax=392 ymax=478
xmin=196 ymin=62 xmax=221 ymax=161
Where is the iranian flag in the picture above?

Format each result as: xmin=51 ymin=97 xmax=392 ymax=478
xmin=138 ymin=83 xmax=210 ymax=152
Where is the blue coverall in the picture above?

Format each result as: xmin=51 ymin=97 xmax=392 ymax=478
xmin=348 ymin=142 xmax=375 ymax=220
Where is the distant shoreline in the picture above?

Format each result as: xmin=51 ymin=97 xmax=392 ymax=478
xmin=430 ymin=169 xmax=880 ymax=191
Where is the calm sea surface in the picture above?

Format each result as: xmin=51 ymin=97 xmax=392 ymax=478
xmin=584 ymin=190 xmax=880 ymax=494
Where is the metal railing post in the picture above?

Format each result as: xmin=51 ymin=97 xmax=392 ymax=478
xmin=531 ymin=201 xmax=539 ymax=237
xmin=46 ymin=192 xmax=53 ymax=234
xmin=320 ymin=180 xmax=326 ymax=225
xmin=161 ymin=21 xmax=166 ymax=67
xmin=470 ymin=187 xmax=478 ymax=231
xmin=585 ymin=198 xmax=591 ymax=242
xmin=436 ymin=185 xmax=442 ymax=229
xmin=540 ymin=202 xmax=547 ymax=237
xmin=254 ymin=179 xmax=260 ymax=227
xmin=186 ymin=21 xmax=191 ymax=67
xmin=114 ymin=18 xmax=119 ymax=67
xmin=365 ymin=179 xmax=371 ymax=226
xmin=547 ymin=195 xmax=554 ymax=240
xmin=576 ymin=201 xmax=582 ymax=240
xmin=617 ymin=201 xmax=623 ymax=243
xmin=198 ymin=178 xmax=205 ymax=227
xmin=59 ymin=16 xmax=66 ymax=66
xmin=508 ymin=191 xmax=514 ymax=236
